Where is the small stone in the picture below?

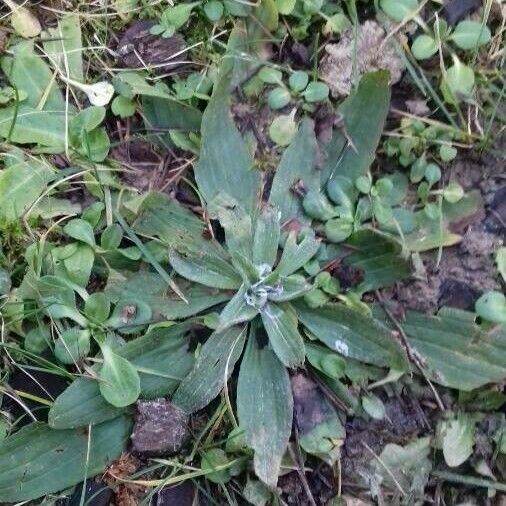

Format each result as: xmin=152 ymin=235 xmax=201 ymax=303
xmin=131 ymin=399 xmax=189 ymax=457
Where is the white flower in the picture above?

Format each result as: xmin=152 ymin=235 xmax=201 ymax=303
xmin=60 ymin=76 xmax=115 ymax=106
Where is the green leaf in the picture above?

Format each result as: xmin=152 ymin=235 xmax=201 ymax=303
xmin=111 ymin=95 xmax=135 ymax=118
xmin=441 ymin=415 xmax=475 ymax=467
xmin=380 ymin=0 xmax=419 ymax=21
xmin=275 ymin=0 xmax=296 ymax=14
xmin=443 ymin=57 xmax=475 ymax=101
xmin=449 ymin=20 xmax=491 ymax=50
xmin=439 ymin=144 xmax=457 ymax=161
xmin=268 ymin=87 xmax=291 ymax=109
xmin=63 ymin=243 xmax=94 ymax=287
xmin=204 ymin=1 xmax=224 ymax=21
xmin=237 ymin=335 xmax=293 ymax=488
xmin=43 ymin=14 xmax=84 ymax=82
xmin=269 ymin=109 xmax=298 ymax=146
xmin=217 ymin=285 xmax=259 ymax=331
xmin=362 ymin=393 xmax=386 ymax=420
xmin=160 ymin=1 xmax=201 ymax=30
xmin=142 ymin=95 xmax=202 ymax=145
xmin=54 ymin=328 xmax=91 ymax=364
xmin=173 ymin=325 xmax=247 ymax=413
xmin=0 ymin=40 xmax=65 ymax=110
xmin=0 ymin=107 xmax=67 ymax=149
xmin=101 ymin=223 xmax=123 ymax=250
xmin=411 ymin=34 xmax=438 ymax=60
xmin=99 ymin=344 xmax=141 ymax=407
xmin=323 ymin=13 xmax=351 ymax=35
xmin=0 ymin=150 xmax=53 ymax=221
xmin=443 ymin=181 xmax=464 ymax=203
xmin=303 ymin=82 xmax=329 ymax=103
xmin=195 ymin=66 xmax=261 ymax=217
xmin=275 ymin=231 xmax=320 ymax=276
xmin=201 ymin=449 xmax=232 ymax=484
xmin=49 ymin=324 xmax=194 ymax=428
xmin=475 ymin=291 xmax=506 ymax=324
xmin=169 ymin=247 xmax=241 ymax=290
xmin=289 ymin=71 xmax=309 ymax=92
xmin=105 ymin=271 xmax=229 ymax=320
xmin=343 ymin=229 xmax=412 ymax=291
xmin=328 ymin=71 xmax=390 ymax=185
xmin=258 ymin=67 xmax=283 ymax=84
xmin=269 ymin=274 xmax=312 ymax=302
xmin=261 ymin=302 xmax=305 ymax=367
xmin=84 ymin=292 xmax=111 ymax=323
xmin=63 ymin=218 xmax=96 ymax=247
xmin=269 ymin=118 xmax=318 ymax=224
xmin=252 ymin=205 xmax=281 ymax=266
xmin=295 ymin=301 xmax=408 ymax=370
xmin=402 ymin=308 xmax=506 ymax=390
xmin=0 ymin=416 xmax=131 ymax=503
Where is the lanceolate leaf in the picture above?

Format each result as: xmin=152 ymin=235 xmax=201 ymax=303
xmin=143 ymin=95 xmax=202 ymax=132
xmin=217 ymin=284 xmax=259 ymax=331
xmin=0 ymin=150 xmax=53 ymax=221
xmin=105 ymin=271 xmax=230 ymax=320
xmin=252 ymin=204 xmax=281 ymax=266
xmin=275 ymin=231 xmax=320 ymax=276
xmin=173 ymin=325 xmax=247 ymax=413
xmin=0 ymin=107 xmax=67 ymax=148
xmin=49 ymin=324 xmax=194 ymax=428
xmin=195 ymin=67 xmax=261 ymax=217
xmin=261 ymin=302 xmax=305 ymax=367
xmin=0 ymin=40 xmax=65 ymax=110
xmin=295 ymin=301 xmax=408 ymax=370
xmin=169 ymin=247 xmax=242 ymax=290
xmin=269 ymin=118 xmax=318 ymax=224
xmin=132 ymin=192 xmax=207 ymax=247
xmin=328 ymin=71 xmax=390 ymax=184
xmin=0 ymin=416 xmax=131 ymax=502
xmin=403 ymin=308 xmax=506 ymax=391
xmin=237 ymin=335 xmax=293 ymax=489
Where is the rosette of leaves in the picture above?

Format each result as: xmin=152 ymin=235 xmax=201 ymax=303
xmin=162 ymin=63 xmax=409 ymax=489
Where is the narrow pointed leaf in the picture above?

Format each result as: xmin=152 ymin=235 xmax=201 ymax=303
xmin=0 ymin=416 xmax=131 ymax=503
xmin=195 ymin=67 xmax=261 ymax=216
xmin=269 ymin=118 xmax=318 ymax=224
xmin=105 ymin=271 xmax=230 ymax=320
xmin=169 ymin=247 xmax=241 ymax=290
xmin=261 ymin=302 xmax=305 ymax=367
xmin=328 ymin=71 xmax=390 ymax=183
xmin=402 ymin=308 xmax=506 ymax=390
xmin=275 ymin=231 xmax=320 ymax=276
xmin=237 ymin=336 xmax=293 ymax=488
xmin=295 ymin=301 xmax=408 ymax=370
xmin=269 ymin=274 xmax=312 ymax=302
xmin=253 ymin=204 xmax=281 ymax=267
xmin=218 ymin=284 xmax=259 ymax=331
xmin=173 ymin=325 xmax=247 ymax=413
